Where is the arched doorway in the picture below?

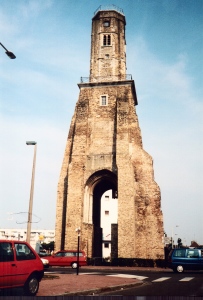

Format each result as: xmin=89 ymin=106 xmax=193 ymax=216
xmin=84 ymin=169 xmax=117 ymax=258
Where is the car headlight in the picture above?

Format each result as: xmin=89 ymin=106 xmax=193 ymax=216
xmin=41 ymin=258 xmax=49 ymax=265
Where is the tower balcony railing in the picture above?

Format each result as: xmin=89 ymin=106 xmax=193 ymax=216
xmin=94 ymin=5 xmax=124 ymax=16
xmin=80 ymin=74 xmax=132 ymax=83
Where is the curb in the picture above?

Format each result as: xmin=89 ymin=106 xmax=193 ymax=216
xmin=53 ymin=281 xmax=143 ymax=296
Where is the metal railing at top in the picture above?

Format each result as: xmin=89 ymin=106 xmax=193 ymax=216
xmin=80 ymin=74 xmax=132 ymax=83
xmin=94 ymin=5 xmax=124 ymax=16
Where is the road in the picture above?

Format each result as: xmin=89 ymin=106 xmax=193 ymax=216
xmin=47 ymin=267 xmax=203 ymax=296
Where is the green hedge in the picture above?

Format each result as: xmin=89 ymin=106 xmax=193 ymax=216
xmin=88 ymin=257 xmax=166 ymax=268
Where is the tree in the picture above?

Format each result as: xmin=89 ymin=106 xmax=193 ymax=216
xmin=41 ymin=241 xmax=55 ymax=252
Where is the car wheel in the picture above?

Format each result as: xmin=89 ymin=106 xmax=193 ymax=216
xmin=71 ymin=262 xmax=78 ymax=269
xmin=24 ymin=274 xmax=39 ymax=296
xmin=176 ymin=265 xmax=184 ymax=273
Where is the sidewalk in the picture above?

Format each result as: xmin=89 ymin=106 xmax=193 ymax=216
xmin=37 ymin=266 xmax=170 ymax=296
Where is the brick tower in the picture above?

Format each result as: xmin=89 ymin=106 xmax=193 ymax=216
xmin=55 ymin=5 xmax=164 ymax=259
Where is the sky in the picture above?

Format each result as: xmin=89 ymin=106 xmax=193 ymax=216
xmin=0 ymin=0 xmax=202 ymax=247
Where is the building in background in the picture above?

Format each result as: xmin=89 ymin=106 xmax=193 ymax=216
xmin=0 ymin=228 xmax=55 ymax=249
xmin=101 ymin=190 xmax=118 ymax=258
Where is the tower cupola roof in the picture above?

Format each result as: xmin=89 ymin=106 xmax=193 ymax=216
xmin=94 ymin=5 xmax=124 ymax=16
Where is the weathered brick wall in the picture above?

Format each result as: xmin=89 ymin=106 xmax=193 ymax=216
xmin=55 ymin=82 xmax=164 ymax=258
xmin=55 ymin=7 xmax=164 ymax=259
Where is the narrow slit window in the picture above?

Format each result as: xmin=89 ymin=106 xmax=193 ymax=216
xmin=101 ymin=96 xmax=106 ymax=105
xmin=101 ymin=95 xmax=107 ymax=106
xmin=103 ymin=35 xmax=111 ymax=46
xmin=107 ymin=35 xmax=111 ymax=45
xmin=103 ymin=35 xmax=106 ymax=46
xmin=100 ymin=95 xmax=108 ymax=106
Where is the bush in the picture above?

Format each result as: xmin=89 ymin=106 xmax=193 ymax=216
xmin=88 ymin=257 xmax=165 ymax=268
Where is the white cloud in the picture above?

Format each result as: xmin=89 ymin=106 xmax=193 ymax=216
xmin=130 ymin=37 xmax=196 ymax=94
xmin=20 ymin=0 xmax=54 ymax=18
xmin=0 ymin=11 xmax=19 ymax=36
xmin=127 ymin=36 xmax=203 ymax=244
xmin=0 ymin=116 xmax=67 ymax=229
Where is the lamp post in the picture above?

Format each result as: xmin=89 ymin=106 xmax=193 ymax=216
xmin=171 ymin=225 xmax=179 ymax=248
xmin=76 ymin=227 xmax=81 ymax=275
xmin=26 ymin=141 xmax=37 ymax=244
xmin=0 ymin=42 xmax=16 ymax=59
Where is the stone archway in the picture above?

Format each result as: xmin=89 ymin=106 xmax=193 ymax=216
xmin=83 ymin=169 xmax=117 ymax=258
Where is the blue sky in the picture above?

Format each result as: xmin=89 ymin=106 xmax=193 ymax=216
xmin=0 ymin=0 xmax=202 ymax=246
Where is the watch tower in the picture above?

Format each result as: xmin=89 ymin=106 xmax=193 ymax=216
xmin=55 ymin=5 xmax=164 ymax=260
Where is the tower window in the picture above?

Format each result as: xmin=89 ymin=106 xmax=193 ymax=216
xmin=103 ymin=21 xmax=110 ymax=27
xmin=100 ymin=95 xmax=108 ymax=106
xmin=101 ymin=96 xmax=106 ymax=105
xmin=103 ymin=35 xmax=111 ymax=46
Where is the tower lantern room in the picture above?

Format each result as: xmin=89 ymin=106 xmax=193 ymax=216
xmin=90 ymin=6 xmax=127 ymax=81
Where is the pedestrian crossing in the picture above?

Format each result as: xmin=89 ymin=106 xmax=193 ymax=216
xmin=45 ymin=271 xmax=195 ymax=282
xmin=152 ymin=277 xmax=171 ymax=282
xmin=106 ymin=274 xmax=194 ymax=282
xmin=179 ymin=277 xmax=194 ymax=282
xmin=107 ymin=274 xmax=148 ymax=280
xmin=78 ymin=273 xmax=195 ymax=282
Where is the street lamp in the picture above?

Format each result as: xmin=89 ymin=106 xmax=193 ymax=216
xmin=171 ymin=225 xmax=179 ymax=248
xmin=75 ymin=227 xmax=81 ymax=275
xmin=0 ymin=42 xmax=16 ymax=59
xmin=26 ymin=141 xmax=37 ymax=244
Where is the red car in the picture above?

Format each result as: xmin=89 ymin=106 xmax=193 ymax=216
xmin=0 ymin=240 xmax=44 ymax=296
xmin=47 ymin=250 xmax=87 ymax=268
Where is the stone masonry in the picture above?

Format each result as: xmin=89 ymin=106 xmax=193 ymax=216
xmin=55 ymin=6 xmax=164 ymax=259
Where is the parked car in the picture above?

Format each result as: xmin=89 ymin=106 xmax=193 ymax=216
xmin=168 ymin=248 xmax=203 ymax=272
xmin=47 ymin=250 xmax=87 ymax=268
xmin=0 ymin=240 xmax=44 ymax=295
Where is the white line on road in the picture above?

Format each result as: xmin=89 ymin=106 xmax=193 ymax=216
xmin=152 ymin=277 xmax=171 ymax=282
xmin=79 ymin=272 xmax=100 ymax=275
xmin=179 ymin=277 xmax=194 ymax=282
xmin=107 ymin=274 xmax=148 ymax=280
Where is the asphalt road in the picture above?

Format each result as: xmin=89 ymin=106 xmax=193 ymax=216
xmin=47 ymin=267 xmax=203 ymax=296
xmin=99 ymin=272 xmax=203 ymax=296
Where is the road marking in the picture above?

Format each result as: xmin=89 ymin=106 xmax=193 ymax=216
xmin=79 ymin=272 xmax=100 ymax=275
xmin=44 ymin=271 xmax=59 ymax=274
xmin=179 ymin=277 xmax=194 ymax=282
xmin=107 ymin=274 xmax=148 ymax=280
xmin=152 ymin=277 xmax=171 ymax=282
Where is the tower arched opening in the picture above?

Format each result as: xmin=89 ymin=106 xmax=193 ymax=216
xmin=84 ymin=169 xmax=117 ymax=258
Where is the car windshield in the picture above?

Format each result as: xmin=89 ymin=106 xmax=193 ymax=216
xmin=14 ymin=243 xmax=36 ymax=260
xmin=55 ymin=252 xmax=65 ymax=257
